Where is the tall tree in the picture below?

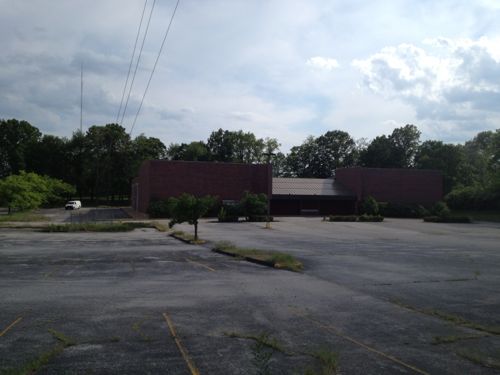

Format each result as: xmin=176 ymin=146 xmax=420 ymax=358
xmin=206 ymin=129 xmax=278 ymax=164
xmin=0 ymin=119 xmax=41 ymax=177
xmin=84 ymin=124 xmax=131 ymax=201
xmin=389 ymin=124 xmax=421 ymax=167
xmin=131 ymin=134 xmax=167 ymax=174
xmin=360 ymin=125 xmax=421 ymax=168
xmin=25 ymin=135 xmax=70 ymax=181
xmin=284 ymin=131 xmax=356 ymax=178
xmin=415 ymin=141 xmax=469 ymax=193
xmin=167 ymin=141 xmax=210 ymax=161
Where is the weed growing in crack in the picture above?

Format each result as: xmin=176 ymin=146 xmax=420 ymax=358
xmin=251 ymin=333 xmax=275 ymax=375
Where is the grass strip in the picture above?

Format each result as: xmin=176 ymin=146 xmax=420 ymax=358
xmin=170 ymin=231 xmax=206 ymax=244
xmin=41 ymin=222 xmax=156 ymax=232
xmin=0 ymin=212 xmax=49 ymax=223
xmin=213 ymin=241 xmax=303 ymax=272
xmin=391 ymin=299 xmax=500 ymax=335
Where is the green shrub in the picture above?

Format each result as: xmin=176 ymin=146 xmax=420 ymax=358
xmin=217 ymin=206 xmax=240 ymax=222
xmin=358 ymin=214 xmax=384 ymax=222
xmin=247 ymin=215 xmax=274 ymax=222
xmin=445 ymin=186 xmax=500 ymax=210
xmin=360 ymin=196 xmax=379 ymax=215
xmin=328 ymin=215 xmax=357 ymax=222
xmin=379 ymin=202 xmax=428 ymax=218
xmin=429 ymin=201 xmax=451 ymax=217
xmin=240 ymin=191 xmax=268 ymax=220
xmin=147 ymin=199 xmax=171 ymax=218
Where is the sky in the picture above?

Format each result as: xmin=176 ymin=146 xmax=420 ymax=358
xmin=1 ymin=0 xmax=500 ymax=152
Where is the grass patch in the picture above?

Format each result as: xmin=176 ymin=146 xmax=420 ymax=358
xmin=213 ymin=241 xmax=303 ymax=272
xmin=170 ymin=230 xmax=206 ymax=244
xmin=391 ymin=299 xmax=500 ymax=335
xmin=0 ymin=329 xmax=75 ymax=375
xmin=48 ymin=328 xmax=76 ymax=347
xmin=224 ymin=331 xmax=290 ymax=354
xmin=151 ymin=221 xmax=168 ymax=232
xmin=457 ymin=349 xmax=500 ymax=370
xmin=0 ymin=211 xmax=49 ymax=223
xmin=225 ymin=331 xmax=338 ymax=375
xmin=0 ymin=345 xmax=65 ymax=375
xmin=41 ymin=222 xmax=156 ymax=232
xmin=307 ymin=349 xmax=339 ymax=375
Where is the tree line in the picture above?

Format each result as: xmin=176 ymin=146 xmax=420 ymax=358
xmin=1 ymin=118 xmax=499 ymax=208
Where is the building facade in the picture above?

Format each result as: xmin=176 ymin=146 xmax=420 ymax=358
xmin=132 ymin=160 xmax=443 ymax=215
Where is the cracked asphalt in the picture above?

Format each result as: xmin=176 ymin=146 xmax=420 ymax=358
xmin=1 ymin=214 xmax=500 ymax=374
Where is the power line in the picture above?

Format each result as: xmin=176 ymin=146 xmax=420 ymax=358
xmin=120 ymin=0 xmax=157 ymax=126
xmin=129 ymin=0 xmax=181 ymax=137
xmin=116 ymin=0 xmax=149 ymax=124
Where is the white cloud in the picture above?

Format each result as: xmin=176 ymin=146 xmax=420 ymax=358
xmin=306 ymin=56 xmax=340 ymax=71
xmin=352 ymin=37 xmax=500 ymax=123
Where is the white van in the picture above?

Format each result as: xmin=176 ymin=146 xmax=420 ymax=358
xmin=65 ymin=200 xmax=82 ymax=210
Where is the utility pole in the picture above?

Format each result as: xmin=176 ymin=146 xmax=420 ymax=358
xmin=80 ymin=63 xmax=83 ymax=132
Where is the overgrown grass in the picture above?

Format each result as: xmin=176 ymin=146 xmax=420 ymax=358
xmin=41 ymin=222 xmax=156 ymax=232
xmin=391 ymin=299 xmax=500 ymax=335
xmin=213 ymin=241 xmax=303 ymax=272
xmin=0 ymin=211 xmax=49 ymax=223
xmin=170 ymin=230 xmax=206 ymax=244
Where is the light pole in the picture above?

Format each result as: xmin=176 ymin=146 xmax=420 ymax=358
xmin=263 ymin=152 xmax=275 ymax=229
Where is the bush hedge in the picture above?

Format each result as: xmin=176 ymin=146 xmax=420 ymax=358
xmin=358 ymin=214 xmax=384 ymax=222
xmin=247 ymin=215 xmax=274 ymax=222
xmin=378 ymin=202 xmax=428 ymax=218
xmin=147 ymin=199 xmax=171 ymax=218
xmin=328 ymin=215 xmax=358 ymax=222
xmin=360 ymin=196 xmax=379 ymax=215
xmin=445 ymin=185 xmax=500 ymax=210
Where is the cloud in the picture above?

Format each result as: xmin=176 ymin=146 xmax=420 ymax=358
xmin=306 ymin=56 xmax=340 ymax=71
xmin=352 ymin=37 xmax=500 ymax=123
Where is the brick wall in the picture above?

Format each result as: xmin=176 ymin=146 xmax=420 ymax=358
xmin=336 ymin=167 xmax=443 ymax=204
xmin=134 ymin=160 xmax=271 ymax=212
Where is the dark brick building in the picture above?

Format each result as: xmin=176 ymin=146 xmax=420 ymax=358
xmin=132 ymin=160 xmax=443 ymax=215
xmin=335 ymin=167 xmax=443 ymax=205
xmin=132 ymin=160 xmax=271 ymax=213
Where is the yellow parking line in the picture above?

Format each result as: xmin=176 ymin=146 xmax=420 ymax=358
xmin=0 ymin=317 xmax=23 ymax=337
xmin=185 ymin=258 xmax=215 ymax=272
xmin=292 ymin=309 xmax=429 ymax=375
xmin=163 ymin=312 xmax=200 ymax=375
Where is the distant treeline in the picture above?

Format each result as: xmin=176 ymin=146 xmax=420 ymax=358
xmin=1 ymin=119 xmax=499 ymax=208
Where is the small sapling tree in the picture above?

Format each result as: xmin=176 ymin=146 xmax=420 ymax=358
xmin=168 ymin=194 xmax=216 ymax=241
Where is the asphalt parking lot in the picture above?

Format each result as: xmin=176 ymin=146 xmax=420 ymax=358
xmin=1 ymin=216 xmax=500 ymax=374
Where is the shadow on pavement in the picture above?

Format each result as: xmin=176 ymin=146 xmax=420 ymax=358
xmin=64 ymin=208 xmax=131 ymax=223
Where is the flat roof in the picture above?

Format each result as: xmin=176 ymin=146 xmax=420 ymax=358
xmin=272 ymin=177 xmax=356 ymax=197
